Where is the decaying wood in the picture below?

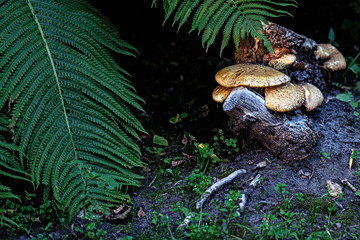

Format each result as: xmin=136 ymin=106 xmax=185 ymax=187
xmin=196 ymin=169 xmax=246 ymax=210
xmin=234 ymin=21 xmax=329 ymax=91
xmin=234 ymin=21 xmax=317 ymax=63
xmin=224 ymin=87 xmax=321 ymax=162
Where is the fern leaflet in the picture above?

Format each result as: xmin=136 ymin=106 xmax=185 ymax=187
xmin=153 ymin=0 xmax=297 ymax=54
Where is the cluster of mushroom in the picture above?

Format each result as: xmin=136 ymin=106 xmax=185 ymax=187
xmin=212 ymin=63 xmax=324 ymax=112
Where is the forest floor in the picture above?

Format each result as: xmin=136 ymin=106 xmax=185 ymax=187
xmin=10 ymin=49 xmax=360 ymax=240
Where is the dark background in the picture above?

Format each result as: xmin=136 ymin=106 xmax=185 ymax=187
xmin=89 ymin=1 xmax=360 ymax=136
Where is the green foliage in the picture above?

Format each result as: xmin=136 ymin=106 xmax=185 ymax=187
xmin=336 ymin=92 xmax=360 ymax=116
xmin=195 ymin=143 xmax=219 ymax=170
xmin=213 ymin=129 xmax=240 ymax=155
xmin=152 ymin=0 xmax=297 ymax=54
xmin=169 ymin=191 xmax=243 ymax=240
xmin=336 ymin=53 xmax=360 ymax=118
xmin=319 ymin=151 xmax=331 ymax=166
xmin=1 ymin=196 xmax=56 ymax=236
xmin=183 ymin=169 xmax=211 ymax=196
xmin=0 ymin=0 xmax=145 ymax=221
xmin=327 ymin=27 xmax=339 ymax=47
xmin=73 ymin=222 xmax=107 ymax=240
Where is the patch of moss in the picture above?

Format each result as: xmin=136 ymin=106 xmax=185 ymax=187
xmin=228 ymin=223 xmax=256 ymax=239
xmin=334 ymin=205 xmax=359 ymax=226
xmin=296 ymin=194 xmax=333 ymax=214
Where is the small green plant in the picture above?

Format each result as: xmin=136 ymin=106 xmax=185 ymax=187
xmin=195 ymin=143 xmax=219 ymax=171
xmin=319 ymin=151 xmax=331 ymax=165
xmin=219 ymin=190 xmax=243 ymax=227
xmin=183 ymin=169 xmax=212 ymax=196
xmin=73 ymin=222 xmax=107 ymax=240
xmin=170 ymin=190 xmax=244 ymax=240
xmin=336 ymin=91 xmax=360 ymax=116
xmin=169 ymin=112 xmax=188 ymax=124
xmin=336 ymin=53 xmax=360 ymax=119
xmin=213 ymin=129 xmax=240 ymax=155
xmin=150 ymin=210 xmax=175 ymax=240
xmin=274 ymin=183 xmax=292 ymax=211
xmin=1 ymin=195 xmax=58 ymax=237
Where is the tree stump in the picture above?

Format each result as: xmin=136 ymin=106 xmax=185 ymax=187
xmin=224 ymin=87 xmax=321 ymax=162
xmin=220 ymin=22 xmax=334 ymax=162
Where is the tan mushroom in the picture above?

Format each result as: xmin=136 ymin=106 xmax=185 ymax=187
xmin=215 ymin=63 xmax=290 ymax=88
xmin=265 ymin=82 xmax=305 ymax=112
xmin=268 ymin=54 xmax=296 ymax=70
xmin=314 ymin=43 xmax=346 ymax=71
xmin=300 ymin=83 xmax=324 ymax=111
xmin=212 ymin=85 xmax=234 ymax=103
xmin=314 ymin=43 xmax=337 ymax=58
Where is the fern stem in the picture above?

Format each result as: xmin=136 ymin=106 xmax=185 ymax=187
xmin=26 ymin=0 xmax=78 ymax=160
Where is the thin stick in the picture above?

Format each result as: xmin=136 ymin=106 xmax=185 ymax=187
xmin=196 ymin=169 xmax=246 ymax=210
xmin=149 ymin=175 xmax=157 ymax=187
xmin=339 ymin=178 xmax=358 ymax=193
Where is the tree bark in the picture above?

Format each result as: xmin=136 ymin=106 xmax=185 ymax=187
xmin=224 ymin=87 xmax=321 ymax=162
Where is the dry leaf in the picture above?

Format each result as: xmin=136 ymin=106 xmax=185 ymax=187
xmin=247 ymin=160 xmax=255 ymax=165
xmin=182 ymin=152 xmax=193 ymax=159
xmin=137 ymin=207 xmax=146 ymax=218
xmin=113 ymin=204 xmax=125 ymax=214
xmin=202 ymin=104 xmax=209 ymax=117
xmin=253 ymin=160 xmax=267 ymax=170
xmin=326 ymin=180 xmax=343 ymax=198
xmin=171 ymin=160 xmax=184 ymax=167
xmin=159 ymin=151 xmax=167 ymax=156
xmin=139 ymin=134 xmax=148 ymax=139
xmin=182 ymin=134 xmax=188 ymax=145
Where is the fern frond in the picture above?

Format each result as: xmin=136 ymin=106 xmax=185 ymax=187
xmin=0 ymin=184 xmax=21 ymax=229
xmin=153 ymin=0 xmax=297 ymax=54
xmin=0 ymin=0 xmax=145 ymax=218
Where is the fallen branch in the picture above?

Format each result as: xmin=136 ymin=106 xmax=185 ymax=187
xmin=339 ymin=178 xmax=358 ymax=193
xmin=196 ymin=169 xmax=246 ymax=210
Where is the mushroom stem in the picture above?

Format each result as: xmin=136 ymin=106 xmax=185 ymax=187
xmin=224 ymin=87 xmax=321 ymax=162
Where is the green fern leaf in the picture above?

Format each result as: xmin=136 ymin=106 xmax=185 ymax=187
xmin=0 ymin=0 xmax=145 ymax=218
xmin=153 ymin=0 xmax=297 ymax=54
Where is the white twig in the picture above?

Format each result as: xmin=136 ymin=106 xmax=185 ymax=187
xmin=177 ymin=213 xmax=194 ymax=230
xmin=239 ymin=193 xmax=246 ymax=212
xmin=196 ymin=169 xmax=246 ymax=210
xmin=249 ymin=174 xmax=262 ymax=187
